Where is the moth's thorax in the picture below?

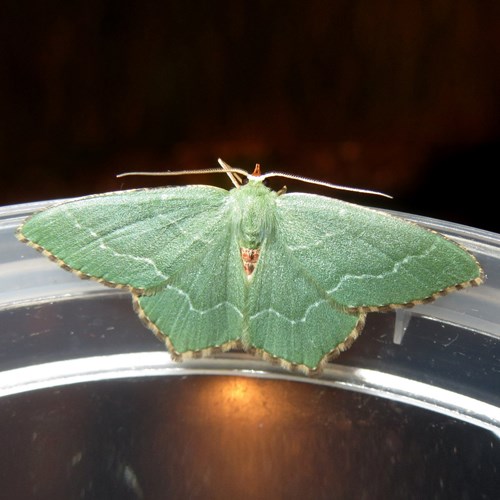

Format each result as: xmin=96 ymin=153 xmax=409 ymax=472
xmin=229 ymin=179 xmax=278 ymax=250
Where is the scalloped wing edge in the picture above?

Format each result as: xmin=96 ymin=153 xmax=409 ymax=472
xmin=132 ymin=293 xmax=366 ymax=375
xmin=16 ymin=229 xmax=149 ymax=294
xmin=345 ymin=227 xmax=484 ymax=313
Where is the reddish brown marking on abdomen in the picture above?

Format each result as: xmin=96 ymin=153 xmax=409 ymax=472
xmin=240 ymin=248 xmax=260 ymax=277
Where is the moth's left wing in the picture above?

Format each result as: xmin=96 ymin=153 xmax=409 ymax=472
xmin=275 ymin=193 xmax=482 ymax=310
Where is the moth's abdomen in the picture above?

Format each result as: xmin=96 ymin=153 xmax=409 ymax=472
xmin=240 ymin=247 xmax=260 ymax=276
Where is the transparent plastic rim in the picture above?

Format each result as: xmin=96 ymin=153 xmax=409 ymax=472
xmin=2 ymin=198 xmax=500 ymax=436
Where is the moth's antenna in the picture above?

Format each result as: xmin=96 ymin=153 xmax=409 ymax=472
xmin=117 ymin=165 xmax=249 ymax=180
xmin=257 ymin=172 xmax=393 ymax=199
xmin=117 ymin=161 xmax=392 ymax=199
xmin=217 ymin=158 xmax=244 ymax=188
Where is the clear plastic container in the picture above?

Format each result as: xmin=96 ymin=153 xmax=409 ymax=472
xmin=1 ymin=198 xmax=499 ymax=499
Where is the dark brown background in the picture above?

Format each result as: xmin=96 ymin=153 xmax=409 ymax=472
xmin=2 ymin=1 xmax=499 ymax=231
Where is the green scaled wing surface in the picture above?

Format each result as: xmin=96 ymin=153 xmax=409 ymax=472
xmin=274 ymin=193 xmax=482 ymax=310
xmin=18 ymin=177 xmax=483 ymax=373
xmin=246 ymin=237 xmax=364 ymax=371
xmin=244 ymin=189 xmax=481 ymax=371
xmin=18 ymin=186 xmax=246 ymax=353
xmin=20 ymin=187 xmax=233 ymax=291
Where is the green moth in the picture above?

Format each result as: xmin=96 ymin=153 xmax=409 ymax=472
xmin=17 ymin=160 xmax=483 ymax=374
